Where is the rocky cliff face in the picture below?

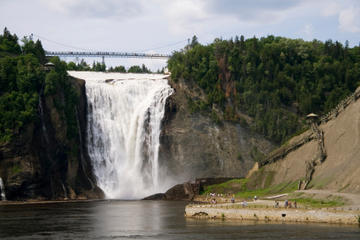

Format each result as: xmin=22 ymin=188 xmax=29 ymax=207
xmin=251 ymin=87 xmax=360 ymax=193
xmin=158 ymin=78 xmax=275 ymax=183
xmin=0 ymin=77 xmax=103 ymax=200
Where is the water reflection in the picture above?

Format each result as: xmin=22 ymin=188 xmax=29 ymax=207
xmin=89 ymin=200 xmax=169 ymax=238
xmin=0 ymin=200 xmax=359 ymax=239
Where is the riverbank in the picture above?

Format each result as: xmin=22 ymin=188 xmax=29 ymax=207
xmin=185 ymin=201 xmax=360 ymax=225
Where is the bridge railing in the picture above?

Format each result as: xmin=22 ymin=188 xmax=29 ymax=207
xmin=45 ymin=51 xmax=171 ymax=59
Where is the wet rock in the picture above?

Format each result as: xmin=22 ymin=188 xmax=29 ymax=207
xmin=143 ymin=182 xmax=200 ymax=201
xmin=143 ymin=193 xmax=167 ymax=200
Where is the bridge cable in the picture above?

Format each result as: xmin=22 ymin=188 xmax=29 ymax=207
xmin=134 ymin=39 xmax=188 ymax=53
xmin=32 ymin=33 xmax=93 ymax=51
xmin=33 ymin=33 xmax=187 ymax=56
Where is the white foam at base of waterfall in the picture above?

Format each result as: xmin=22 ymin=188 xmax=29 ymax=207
xmin=68 ymin=71 xmax=174 ymax=199
xmin=0 ymin=177 xmax=6 ymax=201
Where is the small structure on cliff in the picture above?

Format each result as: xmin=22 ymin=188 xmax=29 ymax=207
xmin=44 ymin=62 xmax=55 ymax=72
xmin=306 ymin=113 xmax=319 ymax=125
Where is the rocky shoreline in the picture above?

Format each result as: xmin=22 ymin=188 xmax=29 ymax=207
xmin=185 ymin=202 xmax=360 ymax=225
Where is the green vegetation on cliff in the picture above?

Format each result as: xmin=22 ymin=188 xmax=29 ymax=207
xmin=168 ymin=35 xmax=360 ymax=143
xmin=0 ymin=28 xmax=78 ymax=143
xmin=66 ymin=60 xmax=152 ymax=73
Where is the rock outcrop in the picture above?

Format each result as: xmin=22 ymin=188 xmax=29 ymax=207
xmin=143 ymin=178 xmax=234 ymax=201
xmin=143 ymin=182 xmax=199 ymax=201
xmin=158 ymin=78 xmax=275 ymax=183
xmin=0 ymin=77 xmax=104 ymax=200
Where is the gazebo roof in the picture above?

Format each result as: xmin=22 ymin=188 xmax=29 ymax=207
xmin=306 ymin=113 xmax=319 ymax=119
xmin=44 ymin=62 xmax=55 ymax=67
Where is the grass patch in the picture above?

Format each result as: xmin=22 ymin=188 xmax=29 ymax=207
xmin=307 ymin=177 xmax=333 ymax=189
xmin=201 ymin=179 xmax=248 ymax=195
xmin=290 ymin=197 xmax=344 ymax=208
xmin=264 ymin=172 xmax=275 ymax=188
xmin=202 ymin=177 xmax=300 ymax=199
xmin=234 ymin=180 xmax=299 ymax=199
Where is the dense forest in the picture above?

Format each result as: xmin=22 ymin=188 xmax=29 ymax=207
xmin=66 ymin=60 xmax=154 ymax=73
xmin=0 ymin=28 xmax=77 ymax=143
xmin=0 ymin=28 xmax=159 ymax=143
xmin=168 ymin=36 xmax=360 ymax=143
xmin=2 ymin=28 xmax=360 ymax=145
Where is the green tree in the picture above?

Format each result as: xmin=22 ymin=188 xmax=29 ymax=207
xmin=128 ymin=65 xmax=143 ymax=73
xmin=0 ymin=27 xmax=21 ymax=56
xmin=168 ymin=35 xmax=360 ymax=143
xmin=108 ymin=65 xmax=126 ymax=73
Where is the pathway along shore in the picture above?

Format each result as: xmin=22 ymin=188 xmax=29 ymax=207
xmin=185 ymin=199 xmax=360 ymax=225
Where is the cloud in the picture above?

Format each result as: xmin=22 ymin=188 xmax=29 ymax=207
xmin=339 ymin=7 xmax=360 ymax=33
xmin=302 ymin=23 xmax=314 ymax=37
xmin=205 ymin=0 xmax=303 ymax=23
xmin=40 ymin=0 xmax=144 ymax=19
xmin=321 ymin=1 xmax=341 ymax=17
xmin=156 ymin=0 xmax=210 ymax=35
xmin=157 ymin=0 xmax=304 ymax=36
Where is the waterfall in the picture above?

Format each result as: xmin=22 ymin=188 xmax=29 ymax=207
xmin=68 ymin=71 xmax=174 ymax=199
xmin=0 ymin=177 xmax=6 ymax=201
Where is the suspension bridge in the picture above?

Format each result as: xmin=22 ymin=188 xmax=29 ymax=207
xmin=33 ymin=33 xmax=187 ymax=63
xmin=45 ymin=51 xmax=171 ymax=64
xmin=45 ymin=51 xmax=171 ymax=59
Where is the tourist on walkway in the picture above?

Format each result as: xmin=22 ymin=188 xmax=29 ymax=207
xmin=284 ymin=199 xmax=288 ymax=208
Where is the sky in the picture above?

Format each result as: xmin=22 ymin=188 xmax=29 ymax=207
xmin=1 ymin=0 xmax=359 ymax=71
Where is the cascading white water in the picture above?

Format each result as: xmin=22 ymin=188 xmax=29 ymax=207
xmin=68 ymin=71 xmax=174 ymax=199
xmin=0 ymin=177 xmax=6 ymax=201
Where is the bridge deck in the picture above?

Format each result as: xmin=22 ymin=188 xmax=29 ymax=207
xmin=45 ymin=51 xmax=171 ymax=59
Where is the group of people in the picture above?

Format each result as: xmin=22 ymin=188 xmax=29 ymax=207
xmin=209 ymin=193 xmax=229 ymax=197
xmin=278 ymin=199 xmax=297 ymax=208
xmin=208 ymin=194 xmax=297 ymax=209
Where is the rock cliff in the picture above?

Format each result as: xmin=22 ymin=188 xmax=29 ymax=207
xmin=0 ymin=77 xmax=103 ymax=200
xmin=251 ymin=87 xmax=360 ymax=193
xmin=158 ymin=78 xmax=275 ymax=183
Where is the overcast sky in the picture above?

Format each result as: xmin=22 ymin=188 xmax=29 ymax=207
xmin=1 ymin=0 xmax=359 ymax=70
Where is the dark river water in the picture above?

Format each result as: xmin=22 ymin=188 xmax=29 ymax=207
xmin=0 ymin=200 xmax=359 ymax=239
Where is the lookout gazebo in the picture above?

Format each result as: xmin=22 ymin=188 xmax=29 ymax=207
xmin=306 ymin=113 xmax=319 ymax=123
xmin=44 ymin=62 xmax=55 ymax=72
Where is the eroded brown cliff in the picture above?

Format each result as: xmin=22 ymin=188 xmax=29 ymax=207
xmin=251 ymin=87 xmax=360 ymax=193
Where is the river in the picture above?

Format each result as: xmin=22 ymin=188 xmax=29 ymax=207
xmin=0 ymin=201 xmax=359 ymax=239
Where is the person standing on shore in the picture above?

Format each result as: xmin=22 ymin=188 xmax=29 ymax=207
xmin=284 ymin=199 xmax=288 ymax=208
